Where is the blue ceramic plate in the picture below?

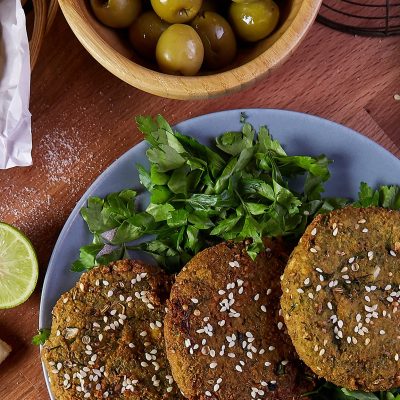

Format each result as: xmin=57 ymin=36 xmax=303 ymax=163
xmin=39 ymin=109 xmax=400 ymax=398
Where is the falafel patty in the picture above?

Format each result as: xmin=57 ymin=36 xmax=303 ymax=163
xmin=42 ymin=259 xmax=184 ymax=399
xmin=164 ymin=239 xmax=314 ymax=400
xmin=281 ymin=207 xmax=400 ymax=392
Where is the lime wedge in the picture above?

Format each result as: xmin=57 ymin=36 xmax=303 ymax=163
xmin=0 ymin=222 xmax=38 ymax=309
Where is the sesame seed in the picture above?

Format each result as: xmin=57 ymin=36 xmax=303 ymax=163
xmin=327 ymin=302 xmax=333 ymax=310
xmin=380 ymin=330 xmax=386 ymax=335
xmin=297 ymin=288 xmax=304 ymax=294
xmin=107 ymin=290 xmax=113 ymax=297
xmin=304 ymin=278 xmax=310 ymax=285
xmin=265 ymin=361 xmax=271 ymax=367
xmin=210 ymin=362 xmax=217 ymax=369
xmin=348 ymin=257 xmax=355 ymax=264
xmin=333 ymin=227 xmax=338 ymax=236
xmin=310 ymin=248 xmax=317 ymax=253
xmin=351 ymin=263 xmax=360 ymax=271
xmin=261 ymin=305 xmax=267 ymax=313
xmin=319 ymin=349 xmax=325 ymax=356
xmin=235 ymin=365 xmax=243 ymax=372
xmin=191 ymin=298 xmax=199 ymax=304
xmin=316 ymin=267 xmax=323 ymax=273
xmin=308 ymin=293 xmax=314 ymax=299
xmin=277 ymin=322 xmax=283 ymax=330
xmin=311 ymin=228 xmax=317 ymax=236
xmin=362 ymin=228 xmax=369 ymax=233
xmin=316 ymin=285 xmax=322 ymax=292
xmin=268 ymin=346 xmax=275 ymax=351
xmin=395 ymin=354 xmax=399 ymax=361
xmin=390 ymin=250 xmax=397 ymax=257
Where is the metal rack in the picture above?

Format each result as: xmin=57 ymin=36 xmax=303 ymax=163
xmin=317 ymin=0 xmax=400 ymax=36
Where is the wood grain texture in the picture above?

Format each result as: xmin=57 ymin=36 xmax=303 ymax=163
xmin=57 ymin=0 xmax=322 ymax=99
xmin=0 ymin=9 xmax=399 ymax=400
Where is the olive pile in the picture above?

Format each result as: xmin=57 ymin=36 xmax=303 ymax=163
xmin=90 ymin=0 xmax=281 ymax=76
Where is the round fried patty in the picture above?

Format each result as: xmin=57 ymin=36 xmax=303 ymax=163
xmin=42 ymin=259 xmax=184 ymax=399
xmin=281 ymin=207 xmax=400 ymax=391
xmin=164 ymin=239 xmax=314 ymax=400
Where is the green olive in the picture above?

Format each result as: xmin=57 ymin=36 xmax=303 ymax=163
xmin=192 ymin=11 xmax=236 ymax=70
xmin=156 ymin=24 xmax=204 ymax=75
xmin=229 ymin=0 xmax=280 ymax=42
xmin=150 ymin=0 xmax=203 ymax=23
xmin=90 ymin=0 xmax=142 ymax=28
xmin=129 ymin=11 xmax=170 ymax=60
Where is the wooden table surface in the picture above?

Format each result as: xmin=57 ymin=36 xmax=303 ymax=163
xmin=0 ymin=8 xmax=399 ymax=400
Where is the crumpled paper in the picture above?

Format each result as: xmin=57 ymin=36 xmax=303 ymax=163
xmin=0 ymin=0 xmax=32 ymax=169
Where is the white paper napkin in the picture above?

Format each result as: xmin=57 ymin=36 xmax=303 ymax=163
xmin=0 ymin=0 xmax=32 ymax=169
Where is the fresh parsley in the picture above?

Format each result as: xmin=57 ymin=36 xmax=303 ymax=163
xmin=32 ymin=328 xmax=50 ymax=346
xmin=72 ymin=115 xmax=350 ymax=271
xmin=306 ymin=382 xmax=400 ymax=400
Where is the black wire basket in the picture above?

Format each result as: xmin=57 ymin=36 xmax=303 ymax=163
xmin=317 ymin=0 xmax=400 ymax=36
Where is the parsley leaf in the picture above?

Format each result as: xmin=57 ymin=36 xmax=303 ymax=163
xmin=32 ymin=328 xmax=50 ymax=345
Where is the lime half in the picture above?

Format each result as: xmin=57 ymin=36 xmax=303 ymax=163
xmin=0 ymin=222 xmax=38 ymax=309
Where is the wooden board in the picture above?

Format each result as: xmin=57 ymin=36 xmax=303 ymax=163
xmin=0 ymin=9 xmax=399 ymax=400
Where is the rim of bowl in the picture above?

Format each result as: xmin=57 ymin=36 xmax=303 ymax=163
xmin=58 ymin=0 xmax=322 ymax=100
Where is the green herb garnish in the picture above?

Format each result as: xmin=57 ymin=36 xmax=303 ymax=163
xmin=306 ymin=382 xmax=400 ymax=400
xmin=73 ymin=115 xmax=349 ymax=271
xmin=32 ymin=328 xmax=50 ymax=346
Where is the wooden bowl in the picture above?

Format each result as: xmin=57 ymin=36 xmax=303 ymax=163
xmin=58 ymin=0 xmax=322 ymax=99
